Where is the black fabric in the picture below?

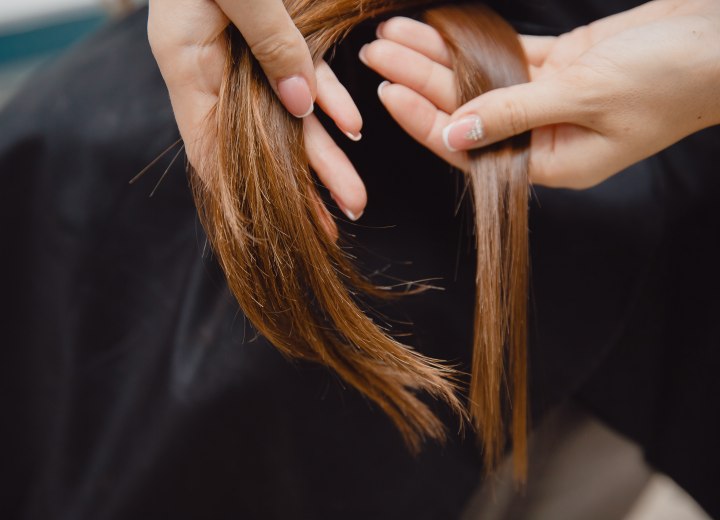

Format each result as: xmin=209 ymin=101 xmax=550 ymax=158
xmin=0 ymin=1 xmax=718 ymax=518
xmin=575 ymin=129 xmax=720 ymax=516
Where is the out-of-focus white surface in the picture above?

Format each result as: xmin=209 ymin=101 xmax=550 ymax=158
xmin=463 ymin=406 xmax=712 ymax=520
xmin=625 ymin=474 xmax=711 ymax=520
xmin=0 ymin=0 xmax=104 ymax=30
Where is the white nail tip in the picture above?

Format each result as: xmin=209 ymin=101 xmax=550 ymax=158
xmin=335 ymin=200 xmax=361 ymax=221
xmin=344 ymin=131 xmax=362 ymax=142
xmin=442 ymin=124 xmax=458 ymax=152
xmin=358 ymin=45 xmax=369 ymax=66
xmin=296 ymin=102 xmax=314 ymax=118
xmin=377 ymin=80 xmax=390 ymax=98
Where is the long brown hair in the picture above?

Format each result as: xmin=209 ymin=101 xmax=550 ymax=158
xmin=192 ymin=1 xmax=530 ymax=479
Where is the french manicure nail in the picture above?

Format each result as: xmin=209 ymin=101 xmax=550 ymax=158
xmin=344 ymin=131 xmax=362 ymax=142
xmin=442 ymin=115 xmax=484 ymax=152
xmin=377 ymin=80 xmax=390 ymax=98
xmin=336 ymin=200 xmax=361 ymax=221
xmin=376 ymin=21 xmax=386 ymax=39
xmin=358 ymin=44 xmax=369 ymax=66
xmin=277 ymin=75 xmax=314 ymax=118
xmin=331 ymin=193 xmax=362 ymax=221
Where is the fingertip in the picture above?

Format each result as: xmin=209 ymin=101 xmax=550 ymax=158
xmin=373 ymin=82 xmax=469 ymax=172
xmin=377 ymin=80 xmax=391 ymax=99
xmin=334 ymin=102 xmax=363 ymax=140
xmin=375 ymin=16 xmax=452 ymax=68
xmin=304 ymin=113 xmax=367 ymax=221
xmin=442 ymin=116 xmax=484 ymax=152
xmin=376 ymin=21 xmax=386 ymax=39
xmin=298 ymin=102 xmax=315 ymax=118
xmin=336 ymin=173 xmax=368 ymax=221
xmin=442 ymin=124 xmax=458 ymax=152
xmin=378 ymin=17 xmax=413 ymax=41
xmin=341 ymin=114 xmax=363 ymax=141
xmin=358 ymin=44 xmax=369 ymax=66
xmin=277 ymin=75 xmax=315 ymax=118
xmin=332 ymin=187 xmax=367 ymax=221
xmin=338 ymin=201 xmax=363 ymax=221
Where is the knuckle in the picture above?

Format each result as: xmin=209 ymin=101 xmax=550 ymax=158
xmin=250 ymin=31 xmax=305 ymax=70
xmin=567 ymin=24 xmax=592 ymax=46
xmin=500 ymin=97 xmax=529 ymax=137
xmin=560 ymin=66 xmax=612 ymax=122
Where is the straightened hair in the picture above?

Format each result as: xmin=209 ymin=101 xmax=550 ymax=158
xmin=191 ymin=1 xmax=530 ymax=479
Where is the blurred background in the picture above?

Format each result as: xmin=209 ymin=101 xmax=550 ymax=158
xmin=0 ymin=2 xmax=713 ymax=519
xmin=0 ymin=0 xmax=143 ymax=107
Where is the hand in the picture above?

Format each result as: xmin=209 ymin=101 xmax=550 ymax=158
xmin=147 ymin=0 xmax=366 ymax=224
xmin=360 ymin=0 xmax=720 ymax=189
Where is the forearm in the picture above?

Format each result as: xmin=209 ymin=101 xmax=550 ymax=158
xmin=683 ymin=3 xmax=720 ymax=129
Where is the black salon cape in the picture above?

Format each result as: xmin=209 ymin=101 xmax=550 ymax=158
xmin=1 ymin=2 xmax=718 ymax=518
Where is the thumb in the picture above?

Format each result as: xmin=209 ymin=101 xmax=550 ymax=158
xmin=441 ymin=79 xmax=582 ymax=151
xmin=216 ymin=0 xmax=316 ymax=118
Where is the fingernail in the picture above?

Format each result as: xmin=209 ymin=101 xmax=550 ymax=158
xmin=332 ymin=194 xmax=362 ymax=221
xmin=376 ymin=21 xmax=386 ymax=39
xmin=358 ymin=44 xmax=369 ymax=66
xmin=344 ymin=131 xmax=362 ymax=142
xmin=336 ymin=200 xmax=361 ymax=221
xmin=442 ymin=115 xmax=484 ymax=152
xmin=377 ymin=80 xmax=390 ymax=99
xmin=277 ymin=75 xmax=314 ymax=118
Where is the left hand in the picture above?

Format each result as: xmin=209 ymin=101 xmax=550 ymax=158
xmin=148 ymin=0 xmax=367 ymax=225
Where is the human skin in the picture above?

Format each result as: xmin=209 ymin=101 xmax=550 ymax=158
xmin=360 ymin=0 xmax=720 ymax=189
xmin=147 ymin=0 xmax=366 ymax=223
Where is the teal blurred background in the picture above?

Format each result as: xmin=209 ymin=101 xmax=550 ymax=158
xmin=0 ymin=1 xmax=143 ymax=107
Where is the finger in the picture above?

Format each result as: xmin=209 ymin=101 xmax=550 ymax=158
xmin=375 ymin=16 xmax=452 ymax=68
xmin=360 ymin=39 xmax=457 ymax=113
xmin=148 ymin=0 xmax=228 ymax=53
xmin=377 ymin=77 xmax=613 ymax=190
xmin=215 ymin=0 xmax=316 ymax=118
xmin=377 ymin=77 xmax=616 ymax=190
xmin=441 ymin=78 xmax=584 ymax=152
xmin=303 ymin=115 xmax=367 ymax=220
xmin=377 ymin=81 xmax=469 ymax=172
xmin=310 ymin=190 xmax=339 ymax=241
xmin=148 ymin=0 xmax=228 ymax=171
xmin=519 ymin=35 xmax=556 ymax=67
xmin=530 ymin=124 xmax=619 ymax=189
xmin=315 ymin=60 xmax=363 ymax=141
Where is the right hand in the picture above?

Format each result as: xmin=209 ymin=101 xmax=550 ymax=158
xmin=148 ymin=0 xmax=367 ymax=223
xmin=361 ymin=0 xmax=720 ymax=189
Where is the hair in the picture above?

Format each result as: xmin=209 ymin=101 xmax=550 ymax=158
xmin=191 ymin=1 xmax=530 ymax=479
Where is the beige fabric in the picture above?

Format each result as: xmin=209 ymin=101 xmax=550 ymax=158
xmin=462 ymin=404 xmax=652 ymax=520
